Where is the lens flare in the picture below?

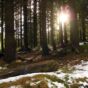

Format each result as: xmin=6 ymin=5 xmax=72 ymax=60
xmin=60 ymin=12 xmax=69 ymax=23
xmin=57 ymin=11 xmax=69 ymax=25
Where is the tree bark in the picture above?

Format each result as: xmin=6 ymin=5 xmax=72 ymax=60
xmin=64 ymin=24 xmax=68 ymax=45
xmin=70 ymin=7 xmax=79 ymax=49
xmin=23 ymin=0 xmax=28 ymax=49
xmin=50 ymin=2 xmax=56 ymax=50
xmin=4 ymin=0 xmax=16 ymax=62
xmin=33 ymin=0 xmax=38 ymax=47
xmin=59 ymin=23 xmax=64 ymax=47
xmin=40 ymin=0 xmax=49 ymax=55
xmin=81 ymin=14 xmax=86 ymax=41
xmin=1 ymin=0 xmax=4 ymax=53
xmin=20 ymin=6 xmax=23 ymax=48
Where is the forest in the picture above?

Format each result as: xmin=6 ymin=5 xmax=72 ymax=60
xmin=0 ymin=0 xmax=88 ymax=88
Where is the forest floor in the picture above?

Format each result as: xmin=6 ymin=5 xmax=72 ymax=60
xmin=0 ymin=52 xmax=88 ymax=88
xmin=0 ymin=51 xmax=88 ymax=78
xmin=0 ymin=44 xmax=88 ymax=87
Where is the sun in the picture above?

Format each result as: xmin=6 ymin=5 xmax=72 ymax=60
xmin=57 ymin=10 xmax=69 ymax=25
xmin=60 ymin=12 xmax=69 ymax=23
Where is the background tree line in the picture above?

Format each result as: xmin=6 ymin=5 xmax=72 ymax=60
xmin=0 ymin=0 xmax=88 ymax=62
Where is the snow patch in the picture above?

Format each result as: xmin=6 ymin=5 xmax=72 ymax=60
xmin=9 ymin=85 xmax=22 ymax=88
xmin=47 ymin=78 xmax=65 ymax=88
xmin=0 ymin=60 xmax=88 ymax=87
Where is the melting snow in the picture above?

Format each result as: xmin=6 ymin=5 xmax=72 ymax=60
xmin=9 ymin=85 xmax=22 ymax=88
xmin=71 ymin=61 xmax=88 ymax=78
xmin=0 ymin=60 xmax=88 ymax=87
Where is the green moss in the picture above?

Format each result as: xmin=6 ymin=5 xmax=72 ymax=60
xmin=60 ymin=66 xmax=75 ymax=73
xmin=75 ymin=77 xmax=87 ymax=83
xmin=33 ymin=74 xmax=69 ymax=88
xmin=70 ymin=83 xmax=82 ymax=88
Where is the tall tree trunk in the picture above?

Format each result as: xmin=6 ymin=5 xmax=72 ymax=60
xmin=20 ymin=6 xmax=23 ymax=48
xmin=64 ymin=24 xmax=68 ymax=45
xmin=23 ymin=0 xmax=28 ymax=49
xmin=4 ymin=0 xmax=16 ymax=62
xmin=1 ymin=0 xmax=4 ymax=53
xmin=59 ymin=23 xmax=64 ymax=47
xmin=59 ymin=7 xmax=64 ymax=48
xmin=18 ymin=12 xmax=21 ymax=48
xmin=40 ymin=0 xmax=49 ymax=55
xmin=50 ymin=2 xmax=56 ymax=50
xmin=68 ymin=0 xmax=79 ymax=50
xmin=39 ymin=0 xmax=42 ymax=48
xmin=33 ymin=0 xmax=38 ymax=47
xmin=79 ymin=27 xmax=82 ymax=41
xmin=70 ymin=7 xmax=79 ymax=49
xmin=81 ymin=14 xmax=86 ymax=41
xmin=28 ymin=0 xmax=32 ymax=48
xmin=29 ymin=3 xmax=33 ymax=48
